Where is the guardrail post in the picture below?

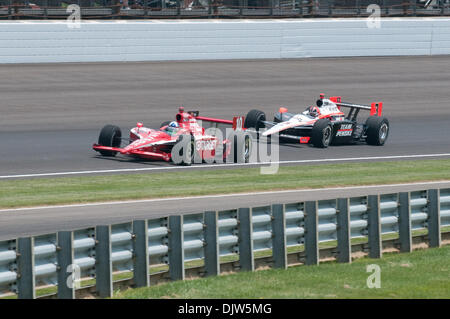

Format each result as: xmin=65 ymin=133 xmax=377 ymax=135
xmin=427 ymin=189 xmax=441 ymax=248
xmin=238 ymin=207 xmax=254 ymax=271
xmin=133 ymin=220 xmax=149 ymax=288
xmin=368 ymin=195 xmax=382 ymax=259
xmin=96 ymin=225 xmax=113 ymax=298
xmin=398 ymin=192 xmax=412 ymax=253
xmin=204 ymin=211 xmax=220 ymax=276
xmin=337 ymin=198 xmax=351 ymax=263
xmin=271 ymin=204 xmax=287 ymax=269
xmin=168 ymin=215 xmax=184 ymax=281
xmin=57 ymin=231 xmax=75 ymax=299
xmin=304 ymin=201 xmax=319 ymax=265
xmin=17 ymin=237 xmax=35 ymax=299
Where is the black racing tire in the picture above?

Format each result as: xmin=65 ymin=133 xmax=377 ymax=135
xmin=310 ymin=119 xmax=333 ymax=148
xmin=365 ymin=116 xmax=390 ymax=146
xmin=160 ymin=121 xmax=171 ymax=129
xmin=244 ymin=109 xmax=266 ymax=131
xmin=98 ymin=124 xmax=122 ymax=156
xmin=233 ymin=131 xmax=252 ymax=163
xmin=174 ymin=134 xmax=195 ymax=166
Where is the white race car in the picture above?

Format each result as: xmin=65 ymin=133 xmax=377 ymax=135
xmin=244 ymin=94 xmax=389 ymax=148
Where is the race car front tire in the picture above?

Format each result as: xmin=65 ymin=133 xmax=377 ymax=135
xmin=98 ymin=124 xmax=122 ymax=156
xmin=244 ymin=109 xmax=266 ymax=130
xmin=233 ymin=131 xmax=252 ymax=163
xmin=310 ymin=119 xmax=332 ymax=148
xmin=174 ymin=135 xmax=195 ymax=166
xmin=365 ymin=116 xmax=389 ymax=146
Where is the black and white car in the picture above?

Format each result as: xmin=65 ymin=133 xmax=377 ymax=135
xmin=243 ymin=94 xmax=390 ymax=148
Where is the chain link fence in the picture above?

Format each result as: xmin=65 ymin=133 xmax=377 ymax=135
xmin=0 ymin=0 xmax=449 ymax=19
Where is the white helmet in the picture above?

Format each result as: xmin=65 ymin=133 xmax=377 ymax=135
xmin=169 ymin=121 xmax=179 ymax=128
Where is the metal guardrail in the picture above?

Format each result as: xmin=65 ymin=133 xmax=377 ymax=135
xmin=0 ymin=187 xmax=449 ymax=299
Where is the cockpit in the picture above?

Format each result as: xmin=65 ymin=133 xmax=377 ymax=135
xmin=163 ymin=121 xmax=180 ymax=136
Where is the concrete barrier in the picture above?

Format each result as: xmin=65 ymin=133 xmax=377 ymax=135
xmin=0 ymin=18 xmax=449 ymax=63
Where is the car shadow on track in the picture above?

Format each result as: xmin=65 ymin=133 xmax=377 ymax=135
xmin=91 ymin=155 xmax=173 ymax=167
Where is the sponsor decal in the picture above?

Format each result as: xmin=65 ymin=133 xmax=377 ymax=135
xmin=336 ymin=124 xmax=353 ymax=137
xmin=196 ymin=140 xmax=216 ymax=151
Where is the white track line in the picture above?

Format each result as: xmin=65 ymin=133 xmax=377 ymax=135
xmin=1 ymin=180 xmax=449 ymax=213
xmin=1 ymin=153 xmax=450 ymax=179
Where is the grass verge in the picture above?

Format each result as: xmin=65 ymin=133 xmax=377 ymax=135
xmin=113 ymin=244 xmax=450 ymax=299
xmin=1 ymin=159 xmax=450 ymax=209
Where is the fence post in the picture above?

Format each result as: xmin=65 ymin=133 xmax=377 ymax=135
xmin=95 ymin=225 xmax=113 ymax=298
xmin=168 ymin=215 xmax=184 ymax=281
xmin=271 ymin=204 xmax=287 ymax=269
xmin=427 ymin=189 xmax=441 ymax=248
xmin=133 ymin=220 xmax=149 ymax=288
xmin=304 ymin=201 xmax=319 ymax=265
xmin=368 ymin=195 xmax=382 ymax=259
xmin=57 ymin=231 xmax=75 ymax=299
xmin=337 ymin=198 xmax=351 ymax=263
xmin=398 ymin=192 xmax=412 ymax=253
xmin=208 ymin=0 xmax=212 ymax=16
xmin=238 ymin=207 xmax=254 ymax=271
xmin=204 ymin=211 xmax=220 ymax=277
xmin=17 ymin=237 xmax=35 ymax=299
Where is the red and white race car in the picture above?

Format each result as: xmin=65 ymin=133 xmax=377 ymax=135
xmin=93 ymin=107 xmax=251 ymax=165
xmin=244 ymin=94 xmax=389 ymax=148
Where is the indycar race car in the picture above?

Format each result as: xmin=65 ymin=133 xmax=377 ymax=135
xmin=244 ymin=94 xmax=389 ymax=148
xmin=93 ymin=107 xmax=251 ymax=165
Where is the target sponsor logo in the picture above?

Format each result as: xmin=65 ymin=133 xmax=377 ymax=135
xmin=196 ymin=139 xmax=217 ymax=151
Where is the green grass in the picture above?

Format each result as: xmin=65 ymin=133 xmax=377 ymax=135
xmin=113 ymin=244 xmax=450 ymax=299
xmin=1 ymin=159 xmax=450 ymax=209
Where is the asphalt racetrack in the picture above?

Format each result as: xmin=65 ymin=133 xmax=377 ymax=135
xmin=1 ymin=56 xmax=450 ymax=178
xmin=1 ymin=56 xmax=450 ymax=238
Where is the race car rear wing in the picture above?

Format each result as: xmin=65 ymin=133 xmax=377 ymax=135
xmin=329 ymin=96 xmax=383 ymax=120
xmin=194 ymin=111 xmax=244 ymax=131
xmin=196 ymin=115 xmax=233 ymax=125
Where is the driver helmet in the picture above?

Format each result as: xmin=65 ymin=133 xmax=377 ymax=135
xmin=169 ymin=121 xmax=179 ymax=128
xmin=166 ymin=121 xmax=179 ymax=135
xmin=309 ymin=106 xmax=321 ymax=117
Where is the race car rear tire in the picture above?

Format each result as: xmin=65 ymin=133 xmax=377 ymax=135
xmin=174 ymin=135 xmax=195 ymax=166
xmin=233 ymin=131 xmax=252 ymax=163
xmin=310 ymin=119 xmax=332 ymax=148
xmin=365 ymin=116 xmax=389 ymax=146
xmin=98 ymin=124 xmax=122 ymax=156
xmin=160 ymin=121 xmax=171 ymax=129
xmin=244 ymin=109 xmax=266 ymax=131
